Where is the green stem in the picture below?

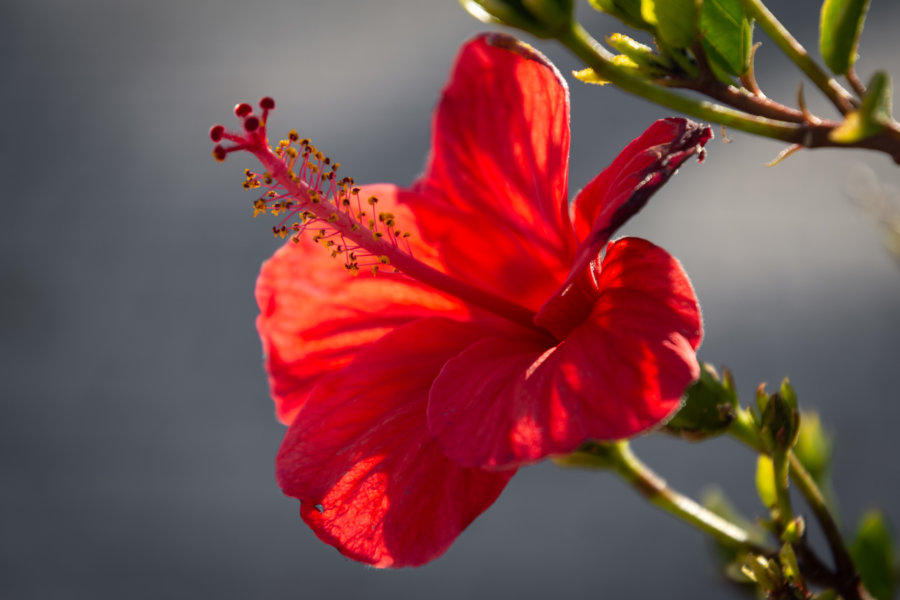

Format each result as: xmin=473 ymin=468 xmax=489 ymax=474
xmin=559 ymin=22 xmax=802 ymax=142
xmin=738 ymin=0 xmax=856 ymax=115
xmin=772 ymin=448 xmax=794 ymax=528
xmin=561 ymin=441 xmax=768 ymax=554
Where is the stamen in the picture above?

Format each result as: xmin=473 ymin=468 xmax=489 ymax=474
xmin=209 ymin=97 xmax=543 ymax=332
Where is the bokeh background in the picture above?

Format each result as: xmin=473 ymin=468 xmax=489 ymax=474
xmin=2 ymin=1 xmax=899 ymax=598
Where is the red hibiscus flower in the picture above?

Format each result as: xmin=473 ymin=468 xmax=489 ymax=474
xmin=210 ymin=33 xmax=711 ymax=568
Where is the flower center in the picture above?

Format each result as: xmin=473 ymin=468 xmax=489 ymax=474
xmin=211 ymin=97 xmax=544 ymax=333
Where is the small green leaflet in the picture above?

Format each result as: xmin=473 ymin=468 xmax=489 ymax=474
xmin=830 ymin=71 xmax=892 ymax=143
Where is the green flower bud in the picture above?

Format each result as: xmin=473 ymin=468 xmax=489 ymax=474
xmin=741 ymin=555 xmax=780 ymax=591
xmin=781 ymin=517 xmax=805 ymax=544
xmin=759 ymin=380 xmax=801 ymax=452
xmin=779 ymin=543 xmax=801 ymax=583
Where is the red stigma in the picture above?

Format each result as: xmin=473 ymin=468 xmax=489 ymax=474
xmin=212 ymin=145 xmax=227 ymax=162
xmin=244 ymin=116 xmax=260 ymax=132
xmin=259 ymin=97 xmax=275 ymax=110
xmin=209 ymin=124 xmax=225 ymax=142
xmin=234 ymin=103 xmax=253 ymax=118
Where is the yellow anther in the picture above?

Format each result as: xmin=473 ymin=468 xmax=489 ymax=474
xmin=253 ymin=198 xmax=267 ymax=218
xmin=288 ymin=129 xmax=299 ymax=142
xmin=367 ymin=196 xmax=378 ymax=205
xmin=379 ymin=256 xmax=390 ymax=264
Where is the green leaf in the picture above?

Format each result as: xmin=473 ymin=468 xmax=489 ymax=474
xmin=830 ymin=71 xmax=893 ymax=143
xmin=641 ymin=0 xmax=697 ymax=49
xmin=850 ymin=511 xmax=897 ymax=600
xmin=819 ymin=0 xmax=870 ymax=75
xmin=756 ymin=455 xmax=777 ymax=508
xmin=700 ymin=0 xmax=754 ymax=76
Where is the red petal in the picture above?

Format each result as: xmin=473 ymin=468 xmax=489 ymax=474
xmin=256 ymin=184 xmax=466 ymax=425
xmin=411 ymin=33 xmax=576 ymax=311
xmin=536 ymin=118 xmax=711 ymax=337
xmin=427 ymin=334 xmax=552 ymax=469
xmin=571 ymin=118 xmax=712 ymax=244
xmin=276 ymin=318 xmax=514 ymax=568
xmin=429 ymin=238 xmax=701 ymax=469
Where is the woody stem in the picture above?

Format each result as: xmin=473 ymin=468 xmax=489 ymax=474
xmin=737 ymin=0 xmax=856 ymax=115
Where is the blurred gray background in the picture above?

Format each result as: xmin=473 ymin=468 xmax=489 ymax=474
xmin=2 ymin=1 xmax=899 ymax=598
